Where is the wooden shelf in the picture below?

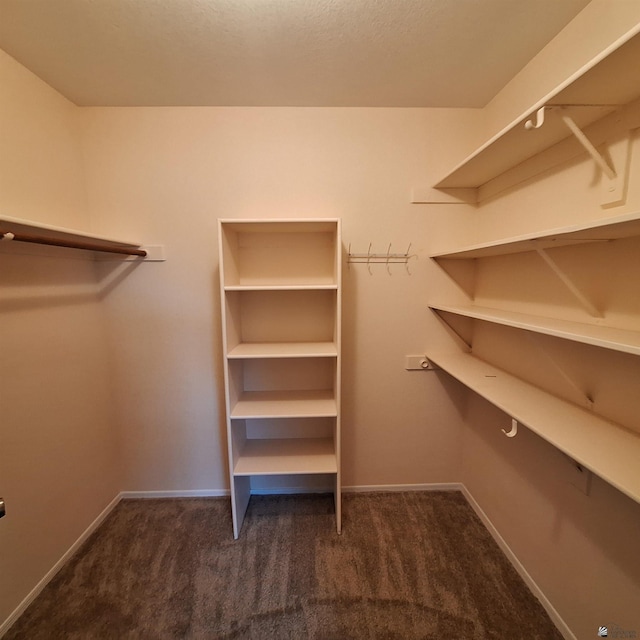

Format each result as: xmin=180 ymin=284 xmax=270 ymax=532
xmin=227 ymin=342 xmax=338 ymax=359
xmin=233 ymin=438 xmax=337 ymax=476
xmin=224 ymin=283 xmax=338 ymax=291
xmin=427 ymin=351 xmax=640 ymax=504
xmin=430 ymin=304 xmax=640 ymax=356
xmin=431 ymin=211 xmax=640 ymax=259
xmin=231 ymin=390 xmax=337 ymax=419
xmin=433 ymin=29 xmax=640 ymax=191
xmin=0 ymin=214 xmax=141 ymax=248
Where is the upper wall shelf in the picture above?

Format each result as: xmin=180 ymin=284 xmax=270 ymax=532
xmin=0 ymin=215 xmax=164 ymax=261
xmin=432 ymin=29 xmax=640 ymax=194
xmin=430 ymin=211 xmax=640 ymax=259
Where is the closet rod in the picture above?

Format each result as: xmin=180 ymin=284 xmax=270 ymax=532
xmin=0 ymin=230 xmax=147 ymax=257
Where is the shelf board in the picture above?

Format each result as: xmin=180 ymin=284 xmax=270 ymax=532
xmin=231 ymin=390 xmax=337 ymax=419
xmin=433 ymin=29 xmax=640 ymax=190
xmin=434 ymin=28 xmax=640 ymax=189
xmin=218 ymin=219 xmax=339 ymax=234
xmin=430 ymin=304 xmax=640 ymax=356
xmin=427 ymin=350 xmax=640 ymax=504
xmin=233 ymin=438 xmax=337 ymax=476
xmin=224 ymin=283 xmax=338 ymax=291
xmin=431 ymin=211 xmax=640 ymax=259
xmin=0 ymin=214 xmax=142 ymax=248
xmin=227 ymin=342 xmax=338 ymax=359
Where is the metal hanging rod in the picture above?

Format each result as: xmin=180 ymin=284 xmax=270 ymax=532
xmin=0 ymin=230 xmax=147 ymax=257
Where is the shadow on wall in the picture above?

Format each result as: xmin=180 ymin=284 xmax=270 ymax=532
xmin=462 ymin=393 xmax=640 ymax=599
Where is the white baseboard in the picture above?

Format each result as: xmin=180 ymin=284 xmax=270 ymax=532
xmin=343 ymin=482 xmax=463 ymax=493
xmin=120 ymin=489 xmax=229 ymax=499
xmin=459 ymin=485 xmax=575 ymax=640
xmin=0 ymin=493 xmax=122 ymax=638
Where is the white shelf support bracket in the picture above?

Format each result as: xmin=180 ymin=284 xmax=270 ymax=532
xmin=525 ymin=332 xmax=595 ymax=410
xmin=561 ymin=114 xmax=616 ymax=180
xmin=561 ymin=115 xmax=631 ymax=207
xmin=430 ymin=309 xmax=473 ymax=351
xmin=502 ymin=418 xmax=518 ymax=438
xmin=535 ymin=248 xmax=602 ymax=318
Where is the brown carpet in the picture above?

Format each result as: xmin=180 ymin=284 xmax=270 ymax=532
xmin=6 ymin=492 xmax=563 ymax=639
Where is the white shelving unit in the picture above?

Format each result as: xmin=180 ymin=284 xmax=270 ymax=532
xmin=218 ymin=219 xmax=342 ymax=538
xmin=431 ymin=28 xmax=640 ymax=197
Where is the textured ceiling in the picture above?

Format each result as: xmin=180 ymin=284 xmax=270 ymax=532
xmin=0 ymin=0 xmax=591 ymax=107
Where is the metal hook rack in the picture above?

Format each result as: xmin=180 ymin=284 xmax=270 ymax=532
xmin=347 ymin=242 xmax=416 ymax=275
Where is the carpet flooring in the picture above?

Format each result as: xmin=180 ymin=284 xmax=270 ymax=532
xmin=6 ymin=491 xmax=563 ymax=639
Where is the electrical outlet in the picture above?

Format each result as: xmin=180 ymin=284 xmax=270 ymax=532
xmin=405 ymin=355 xmax=433 ymax=370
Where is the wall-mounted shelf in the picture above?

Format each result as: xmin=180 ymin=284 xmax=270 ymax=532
xmin=430 ymin=211 xmax=640 ymax=259
xmin=0 ymin=215 xmax=164 ymax=261
xmin=427 ymin=350 xmax=640 ymax=505
xmin=431 ymin=28 xmax=640 ymax=198
xmin=430 ymin=304 xmax=640 ymax=356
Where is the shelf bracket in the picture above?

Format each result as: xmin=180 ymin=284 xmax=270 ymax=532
xmin=560 ymin=115 xmax=631 ymax=207
xmin=525 ymin=332 xmax=594 ymax=410
xmin=561 ymin=114 xmax=616 ymax=180
xmin=430 ymin=308 xmax=473 ymax=351
xmin=535 ymin=248 xmax=602 ymax=318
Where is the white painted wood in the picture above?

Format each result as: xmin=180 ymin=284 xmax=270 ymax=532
xmin=430 ymin=305 xmax=640 ymax=356
xmin=234 ymin=438 xmax=337 ymax=475
xmin=431 ymin=211 xmax=640 ymax=259
xmin=227 ymin=342 xmax=338 ymax=359
xmin=0 ymin=214 xmax=163 ymax=260
xmin=231 ymin=390 xmax=338 ymax=419
xmin=535 ymin=248 xmax=603 ymax=317
xmin=0 ymin=214 xmax=142 ymax=247
xmin=219 ymin=219 xmax=342 ymax=538
xmin=427 ymin=350 xmax=640 ymax=504
xmin=224 ymin=284 xmax=338 ymax=291
xmin=433 ymin=28 xmax=640 ymax=190
xmin=410 ymin=186 xmax=477 ymax=204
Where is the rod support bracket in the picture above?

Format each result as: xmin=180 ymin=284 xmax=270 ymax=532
xmin=502 ymin=418 xmax=518 ymax=438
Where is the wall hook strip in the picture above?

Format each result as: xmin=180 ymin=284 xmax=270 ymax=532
xmin=502 ymin=418 xmax=518 ymax=438
xmin=347 ymin=242 xmax=416 ymax=273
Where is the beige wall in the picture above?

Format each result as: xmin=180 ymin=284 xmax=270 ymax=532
xmin=0 ymin=51 xmax=120 ymax=624
xmin=78 ymin=106 xmax=477 ymax=492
